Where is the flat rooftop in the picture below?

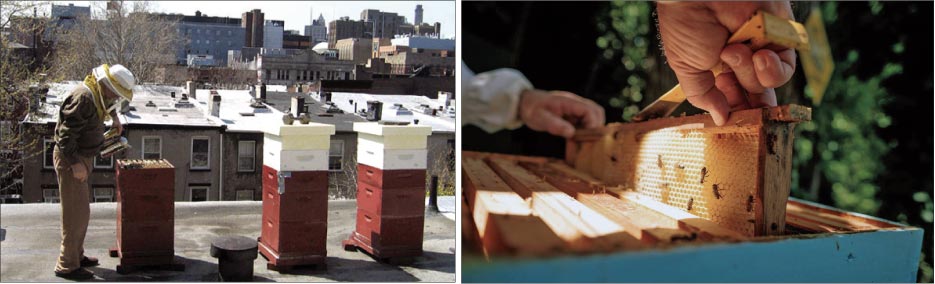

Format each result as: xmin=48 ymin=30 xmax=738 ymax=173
xmin=0 ymin=199 xmax=456 ymax=282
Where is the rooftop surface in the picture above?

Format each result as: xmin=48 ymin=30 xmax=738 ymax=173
xmin=25 ymin=82 xmax=221 ymax=128
xmin=327 ymin=92 xmax=455 ymax=133
xmin=0 ymin=198 xmax=456 ymax=282
xmin=264 ymin=91 xmax=365 ymax=133
xmin=26 ymin=82 xmax=453 ymax=134
xmin=125 ymin=85 xmax=219 ymax=128
xmin=192 ymin=88 xmax=290 ymax=133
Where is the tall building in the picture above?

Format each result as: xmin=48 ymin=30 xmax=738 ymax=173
xmin=378 ymin=36 xmax=456 ymax=76
xmin=242 ymin=9 xmax=264 ymax=48
xmin=283 ymin=32 xmax=311 ymax=49
xmin=328 ymin=16 xmax=372 ymax=49
xmin=304 ymin=14 xmax=328 ymax=45
xmin=399 ymin=22 xmax=442 ymax=38
xmin=335 ymin=38 xmax=371 ymax=64
xmin=263 ymin=20 xmax=284 ymax=49
xmin=415 ymin=5 xmax=423 ymax=25
xmin=360 ymin=9 xmax=406 ymax=39
xmin=50 ymin=3 xmax=90 ymax=30
xmin=152 ymin=11 xmax=245 ymax=66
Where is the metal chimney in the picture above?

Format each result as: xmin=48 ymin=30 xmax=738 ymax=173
xmin=210 ymin=94 xmax=221 ymax=117
xmin=366 ymin=100 xmax=383 ymax=121
xmin=187 ymin=81 xmax=197 ymax=99
xmin=290 ymin=96 xmax=306 ymax=117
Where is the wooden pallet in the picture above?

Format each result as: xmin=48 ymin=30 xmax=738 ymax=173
xmin=566 ymin=105 xmax=811 ymax=236
xmin=463 ymin=150 xmax=902 ymax=258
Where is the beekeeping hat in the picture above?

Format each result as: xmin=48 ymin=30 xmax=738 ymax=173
xmin=92 ymin=64 xmax=135 ymax=102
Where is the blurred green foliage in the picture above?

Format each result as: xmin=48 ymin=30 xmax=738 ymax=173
xmin=595 ymin=1 xmax=654 ymax=121
xmin=791 ymin=46 xmax=894 ymax=215
xmin=595 ymin=1 xmax=932 ymax=281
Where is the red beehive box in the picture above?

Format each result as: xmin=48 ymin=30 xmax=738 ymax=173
xmin=109 ymin=159 xmax=182 ymax=273
xmin=343 ymin=122 xmax=432 ymax=261
xmin=257 ymin=122 xmax=334 ymax=271
xmin=258 ymin=165 xmax=330 ymax=270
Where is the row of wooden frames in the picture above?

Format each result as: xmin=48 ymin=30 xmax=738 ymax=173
xmin=462 ymin=151 xmax=899 ymax=258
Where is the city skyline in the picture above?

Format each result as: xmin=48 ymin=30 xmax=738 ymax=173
xmin=46 ymin=1 xmax=456 ymax=38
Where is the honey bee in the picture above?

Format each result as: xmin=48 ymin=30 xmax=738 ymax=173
xmin=713 ymin=184 xmax=723 ymax=199
xmin=747 ymin=195 xmax=755 ymax=212
xmin=687 ymin=197 xmax=694 ymax=211
xmin=700 ymin=167 xmax=709 ymax=184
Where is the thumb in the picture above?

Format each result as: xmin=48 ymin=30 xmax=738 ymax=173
xmin=675 ymin=70 xmax=731 ymax=126
xmin=684 ymin=84 xmax=731 ymax=126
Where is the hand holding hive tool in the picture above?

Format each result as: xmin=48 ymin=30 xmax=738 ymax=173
xmin=100 ymin=128 xmax=130 ymax=158
xmin=633 ymin=7 xmax=810 ymax=125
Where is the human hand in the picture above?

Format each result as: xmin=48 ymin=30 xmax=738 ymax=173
xmin=518 ymin=89 xmax=605 ymax=138
xmin=111 ymin=116 xmax=123 ymax=136
xmin=71 ymin=162 xmax=88 ymax=182
xmin=657 ymin=1 xmax=796 ymax=125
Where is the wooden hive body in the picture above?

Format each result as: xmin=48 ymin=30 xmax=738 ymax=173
xmin=461 ymin=105 xmax=922 ymax=282
xmin=567 ymin=105 xmax=811 ymax=236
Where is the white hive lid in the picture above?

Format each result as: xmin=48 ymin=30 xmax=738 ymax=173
xmin=263 ymin=122 xmax=336 ymax=136
xmin=353 ymin=122 xmax=432 ymax=137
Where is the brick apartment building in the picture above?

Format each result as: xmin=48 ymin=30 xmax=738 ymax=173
xmin=14 ymin=82 xmax=454 ymax=203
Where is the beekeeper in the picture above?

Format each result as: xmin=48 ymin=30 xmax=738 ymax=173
xmin=53 ymin=64 xmax=134 ymax=280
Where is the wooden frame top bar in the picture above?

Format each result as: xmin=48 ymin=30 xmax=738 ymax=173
xmin=573 ymin=105 xmax=811 ymax=142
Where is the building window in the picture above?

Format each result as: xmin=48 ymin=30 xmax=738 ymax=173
xmin=238 ymin=140 xmax=255 ymax=172
xmin=94 ymin=155 xmax=113 ymax=169
xmin=142 ymin=136 xmax=161 ymax=160
xmin=93 ymin=187 xmax=114 ymax=202
xmin=43 ymin=139 xmax=54 ymax=169
xmin=43 ymin=188 xmax=59 ymax=203
xmin=227 ymin=30 xmax=232 ymax=36
xmin=216 ymin=30 xmax=220 ymax=36
xmin=235 ymin=189 xmax=253 ymax=201
xmin=190 ymin=187 xmax=208 ymax=202
xmin=195 ymin=39 xmax=200 ymax=45
xmin=191 ymin=137 xmax=210 ymax=169
xmin=329 ymin=140 xmax=343 ymax=171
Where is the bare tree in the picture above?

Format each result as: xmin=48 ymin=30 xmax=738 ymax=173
xmin=1 ymin=1 xmax=54 ymax=201
xmin=1 ymin=1 xmax=179 ymax=201
xmin=51 ymin=1 xmax=179 ymax=83
xmin=428 ymin=139 xmax=455 ymax=196
xmin=332 ymin=154 xmax=359 ymax=199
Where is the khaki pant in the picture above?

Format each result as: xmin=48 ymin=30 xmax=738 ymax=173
xmin=53 ymin=146 xmax=93 ymax=273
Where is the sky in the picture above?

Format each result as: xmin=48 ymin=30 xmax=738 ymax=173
xmin=48 ymin=1 xmax=456 ymax=38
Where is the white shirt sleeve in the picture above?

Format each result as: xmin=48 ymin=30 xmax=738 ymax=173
xmin=461 ymin=61 xmax=533 ymax=133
